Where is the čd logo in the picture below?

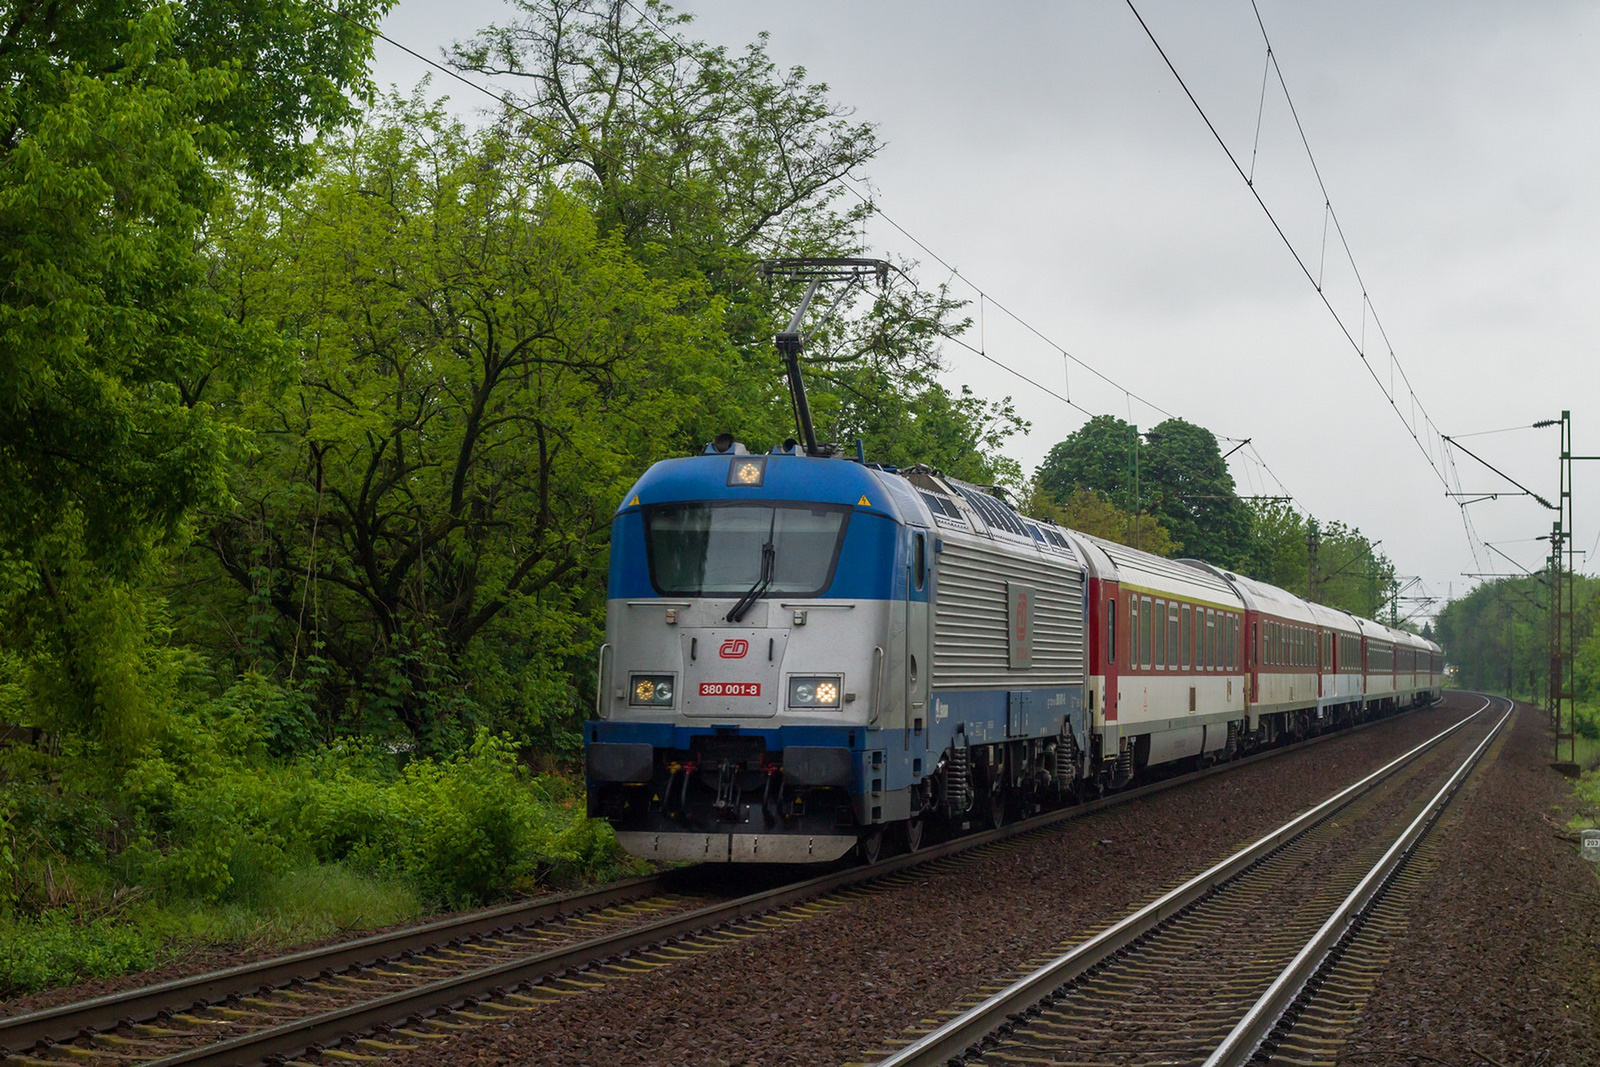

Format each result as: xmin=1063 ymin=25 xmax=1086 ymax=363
xmin=719 ymin=639 xmax=749 ymax=658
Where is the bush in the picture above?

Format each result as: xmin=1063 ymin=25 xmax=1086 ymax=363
xmin=0 ymin=675 xmax=636 ymax=994
xmin=0 ymin=910 xmax=164 ymax=995
xmin=296 ymin=731 xmax=620 ymax=907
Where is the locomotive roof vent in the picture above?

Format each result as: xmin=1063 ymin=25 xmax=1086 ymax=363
xmin=705 ymin=433 xmax=749 ymax=455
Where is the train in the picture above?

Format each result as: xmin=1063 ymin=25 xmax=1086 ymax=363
xmin=584 ymin=257 xmax=1440 ymax=865
xmin=583 ymin=437 xmax=1443 ymax=864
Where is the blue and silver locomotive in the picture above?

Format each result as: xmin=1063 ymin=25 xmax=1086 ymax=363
xmin=585 ymin=436 xmax=1095 ymax=863
xmin=586 ymin=258 xmax=1093 ymax=863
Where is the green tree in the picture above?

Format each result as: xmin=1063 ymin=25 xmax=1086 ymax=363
xmin=1434 ymin=576 xmax=1556 ymax=699
xmin=1141 ymin=418 xmax=1251 ymax=569
xmin=0 ymin=0 xmax=390 ymax=747
xmin=1240 ymin=501 xmax=1396 ymax=617
xmin=1035 ymin=415 xmax=1139 ymax=512
xmin=1242 ymin=500 xmax=1309 ymax=594
xmin=449 ymin=0 xmax=879 ymax=391
xmin=1313 ymin=520 xmax=1395 ymax=620
xmin=451 ymin=1 xmax=1009 ymax=477
xmin=182 ymin=99 xmax=736 ymax=748
xmin=1024 ymin=485 xmax=1178 ymax=557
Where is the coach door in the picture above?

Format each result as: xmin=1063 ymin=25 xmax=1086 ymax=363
xmin=905 ymin=531 xmax=931 ymax=752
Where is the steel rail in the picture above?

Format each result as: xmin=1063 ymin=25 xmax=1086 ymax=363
xmin=4 ymin=695 xmax=1448 ymax=1065
xmin=1202 ymin=695 xmax=1515 ymax=1066
xmin=0 ymin=873 xmax=669 ymax=1053
xmin=870 ymin=695 xmax=1493 ymax=1067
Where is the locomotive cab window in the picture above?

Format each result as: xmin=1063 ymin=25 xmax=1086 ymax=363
xmin=644 ymin=502 xmax=851 ymax=597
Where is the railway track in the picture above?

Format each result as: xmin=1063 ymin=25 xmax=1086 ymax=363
xmin=864 ymin=694 xmax=1512 ymax=1067
xmin=2 ymin=700 xmax=1451 ymax=1067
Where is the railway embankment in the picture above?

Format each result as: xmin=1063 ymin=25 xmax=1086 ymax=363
xmin=1334 ymin=701 xmax=1600 ymax=1067
xmin=372 ymin=701 xmax=1474 ymax=1066
xmin=14 ymin=695 xmax=1591 ymax=1066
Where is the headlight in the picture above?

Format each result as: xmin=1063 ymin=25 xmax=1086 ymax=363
xmin=788 ymin=675 xmax=842 ymax=709
xmin=630 ymin=674 xmax=675 ymax=707
xmin=726 ymin=457 xmax=767 ymax=487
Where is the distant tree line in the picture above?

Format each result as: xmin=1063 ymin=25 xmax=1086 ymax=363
xmin=1022 ymin=414 xmax=1400 ymax=623
xmin=1434 ymin=573 xmax=1600 ymax=713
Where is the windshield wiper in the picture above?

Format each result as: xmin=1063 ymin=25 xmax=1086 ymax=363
xmin=726 ymin=539 xmax=775 ymax=623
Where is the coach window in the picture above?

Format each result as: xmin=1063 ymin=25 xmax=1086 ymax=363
xmin=1107 ymin=598 xmax=1116 ymax=664
xmin=1181 ymin=604 xmax=1192 ymax=668
xmin=1168 ymin=604 xmax=1180 ymax=669
xmin=1228 ymin=617 xmax=1237 ymax=670
xmin=1154 ymin=599 xmax=1166 ymax=668
xmin=1140 ymin=596 xmax=1153 ymax=669
xmin=1203 ymin=611 xmax=1213 ymax=669
xmin=1130 ymin=598 xmax=1138 ymax=665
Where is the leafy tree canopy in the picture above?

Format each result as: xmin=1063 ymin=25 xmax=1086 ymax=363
xmin=1241 ymin=502 xmax=1396 ymax=620
xmin=1023 ymin=484 xmax=1178 ymax=557
xmin=1035 ymin=414 xmax=1139 ymax=513
xmin=1433 ymin=572 xmax=1600 ymax=705
xmin=0 ymin=0 xmax=391 ymax=751
xmin=0 ymin=0 xmax=391 ymax=573
xmin=1140 ymin=418 xmax=1250 ymax=569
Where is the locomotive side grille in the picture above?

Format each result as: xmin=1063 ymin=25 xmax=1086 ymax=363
xmin=933 ymin=534 xmax=1084 ymax=689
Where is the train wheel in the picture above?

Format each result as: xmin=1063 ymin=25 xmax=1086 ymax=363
xmin=978 ymin=759 xmax=1007 ymax=829
xmin=858 ymin=827 xmax=884 ymax=865
xmin=903 ymin=815 xmax=925 ymax=854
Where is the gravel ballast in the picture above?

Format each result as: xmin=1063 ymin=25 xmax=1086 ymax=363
xmin=381 ymin=699 xmax=1487 ymax=1066
xmin=1336 ymin=701 xmax=1600 ymax=1067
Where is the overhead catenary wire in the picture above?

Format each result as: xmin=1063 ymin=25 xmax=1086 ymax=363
xmin=344 ymin=0 xmax=1339 ymax=561
xmin=619 ymin=0 xmax=1346 ymax=508
xmin=619 ymin=0 xmax=1198 ymax=431
xmin=320 ymin=0 xmax=1208 ymax=439
xmin=1123 ymin=0 xmax=1452 ymax=492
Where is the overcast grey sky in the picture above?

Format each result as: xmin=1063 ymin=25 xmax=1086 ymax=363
xmin=375 ymin=1 xmax=1600 ymax=623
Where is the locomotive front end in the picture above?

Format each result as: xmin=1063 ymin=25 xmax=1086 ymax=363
xmin=586 ymin=440 xmax=917 ymax=863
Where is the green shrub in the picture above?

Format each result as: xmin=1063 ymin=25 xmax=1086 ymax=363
xmin=0 ymin=673 xmax=635 ymax=994
xmin=0 ymin=910 xmax=164 ymax=996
